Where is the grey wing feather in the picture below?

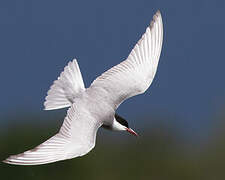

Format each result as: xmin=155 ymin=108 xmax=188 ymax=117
xmin=90 ymin=11 xmax=163 ymax=108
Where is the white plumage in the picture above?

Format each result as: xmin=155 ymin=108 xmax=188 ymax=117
xmin=3 ymin=10 xmax=163 ymax=165
xmin=44 ymin=60 xmax=85 ymax=110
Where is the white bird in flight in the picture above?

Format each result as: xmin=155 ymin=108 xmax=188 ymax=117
xmin=3 ymin=10 xmax=163 ymax=165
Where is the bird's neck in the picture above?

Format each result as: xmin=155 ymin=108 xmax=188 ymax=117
xmin=110 ymin=119 xmax=126 ymax=131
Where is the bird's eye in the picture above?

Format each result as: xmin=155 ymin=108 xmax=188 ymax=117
xmin=115 ymin=114 xmax=129 ymax=128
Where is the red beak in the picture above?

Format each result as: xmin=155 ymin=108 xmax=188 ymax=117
xmin=126 ymin=128 xmax=139 ymax=136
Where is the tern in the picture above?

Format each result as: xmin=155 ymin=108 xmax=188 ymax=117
xmin=3 ymin=10 xmax=163 ymax=165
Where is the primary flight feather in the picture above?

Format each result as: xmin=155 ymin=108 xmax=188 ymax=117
xmin=3 ymin=10 xmax=163 ymax=165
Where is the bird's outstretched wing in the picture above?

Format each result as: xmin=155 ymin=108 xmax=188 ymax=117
xmin=3 ymin=104 xmax=101 ymax=165
xmin=90 ymin=11 xmax=163 ymax=108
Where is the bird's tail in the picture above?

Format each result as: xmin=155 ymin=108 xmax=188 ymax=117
xmin=3 ymin=133 xmax=69 ymax=165
xmin=44 ymin=59 xmax=85 ymax=110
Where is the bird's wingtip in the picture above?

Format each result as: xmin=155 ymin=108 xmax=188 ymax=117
xmin=2 ymin=158 xmax=11 ymax=165
xmin=156 ymin=10 xmax=161 ymax=15
xmin=150 ymin=10 xmax=162 ymax=30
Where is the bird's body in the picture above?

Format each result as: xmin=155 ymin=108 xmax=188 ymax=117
xmin=78 ymin=87 xmax=115 ymax=125
xmin=3 ymin=10 xmax=163 ymax=165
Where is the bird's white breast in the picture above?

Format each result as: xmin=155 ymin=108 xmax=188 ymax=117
xmin=73 ymin=87 xmax=115 ymax=125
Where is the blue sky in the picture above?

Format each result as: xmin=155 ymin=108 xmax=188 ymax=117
xmin=0 ymin=0 xmax=224 ymax=137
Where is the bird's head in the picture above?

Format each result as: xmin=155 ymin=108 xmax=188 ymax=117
xmin=112 ymin=114 xmax=138 ymax=136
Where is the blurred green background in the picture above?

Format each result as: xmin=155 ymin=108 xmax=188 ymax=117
xmin=1 ymin=110 xmax=225 ymax=179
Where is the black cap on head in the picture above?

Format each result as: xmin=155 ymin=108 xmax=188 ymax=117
xmin=115 ymin=114 xmax=129 ymax=128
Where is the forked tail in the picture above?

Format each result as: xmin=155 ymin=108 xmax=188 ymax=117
xmin=44 ymin=59 xmax=85 ymax=110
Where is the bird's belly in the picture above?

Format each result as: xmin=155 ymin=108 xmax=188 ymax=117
xmin=75 ymin=91 xmax=115 ymax=125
